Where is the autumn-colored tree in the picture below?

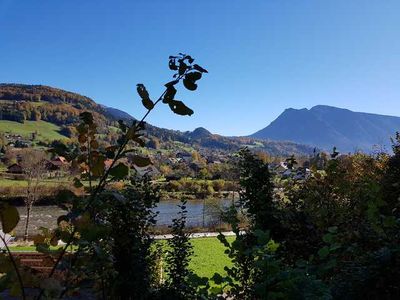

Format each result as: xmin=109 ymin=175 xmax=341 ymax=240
xmin=19 ymin=148 xmax=48 ymax=240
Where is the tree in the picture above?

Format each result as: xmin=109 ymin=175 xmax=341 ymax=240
xmin=19 ymin=148 xmax=47 ymax=240
xmin=163 ymin=200 xmax=194 ymax=299
xmin=147 ymin=136 xmax=161 ymax=149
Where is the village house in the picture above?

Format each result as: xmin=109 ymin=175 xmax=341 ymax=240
xmin=132 ymin=165 xmax=160 ymax=178
xmin=7 ymin=163 xmax=23 ymax=174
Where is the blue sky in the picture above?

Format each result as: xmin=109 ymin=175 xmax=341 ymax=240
xmin=1 ymin=0 xmax=399 ymax=136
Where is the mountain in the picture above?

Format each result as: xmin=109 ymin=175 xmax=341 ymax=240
xmin=251 ymin=105 xmax=400 ymax=152
xmin=0 ymin=83 xmax=316 ymax=156
xmin=188 ymin=127 xmax=212 ymax=139
xmin=102 ymin=105 xmax=136 ymax=122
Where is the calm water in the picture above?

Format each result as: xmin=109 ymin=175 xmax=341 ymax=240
xmin=15 ymin=199 xmax=235 ymax=237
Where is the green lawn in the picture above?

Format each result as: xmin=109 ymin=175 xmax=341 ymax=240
xmin=9 ymin=236 xmax=234 ymax=278
xmin=190 ymin=236 xmax=233 ymax=278
xmin=0 ymin=120 xmax=68 ymax=142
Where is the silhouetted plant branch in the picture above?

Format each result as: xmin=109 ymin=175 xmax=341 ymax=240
xmin=36 ymin=54 xmax=207 ymax=299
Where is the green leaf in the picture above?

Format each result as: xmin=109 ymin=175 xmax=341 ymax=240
xmin=266 ymin=239 xmax=280 ymax=252
xmin=328 ymin=226 xmax=338 ymax=233
xmin=318 ymin=246 xmax=330 ymax=259
xmin=109 ymin=163 xmax=129 ymax=179
xmin=383 ymin=216 xmax=397 ymax=227
xmin=209 ymin=286 xmax=223 ymax=295
xmin=132 ymin=155 xmax=152 ymax=167
xmin=168 ymin=100 xmax=194 ymax=116
xmin=0 ymin=204 xmax=20 ymax=233
xmin=322 ymin=233 xmax=334 ymax=244
xmin=254 ymin=229 xmax=270 ymax=245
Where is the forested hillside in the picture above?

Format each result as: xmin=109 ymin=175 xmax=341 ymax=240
xmin=0 ymin=83 xmax=315 ymax=156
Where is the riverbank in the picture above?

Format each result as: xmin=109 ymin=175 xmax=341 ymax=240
xmin=12 ymin=198 xmax=240 ymax=237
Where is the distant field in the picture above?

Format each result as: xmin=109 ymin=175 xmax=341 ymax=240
xmin=0 ymin=120 xmax=68 ymax=141
xmin=0 ymin=178 xmax=73 ymax=189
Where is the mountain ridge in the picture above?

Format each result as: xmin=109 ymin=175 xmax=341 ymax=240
xmin=0 ymin=83 xmax=316 ymax=156
xmin=251 ymin=105 xmax=400 ymax=152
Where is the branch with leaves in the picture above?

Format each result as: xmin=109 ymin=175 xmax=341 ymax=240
xmin=34 ymin=53 xmax=208 ymax=299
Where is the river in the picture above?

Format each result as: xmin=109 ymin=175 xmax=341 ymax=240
xmin=15 ymin=198 xmax=235 ymax=237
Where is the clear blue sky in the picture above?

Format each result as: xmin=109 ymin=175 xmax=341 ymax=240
xmin=1 ymin=0 xmax=399 ymax=136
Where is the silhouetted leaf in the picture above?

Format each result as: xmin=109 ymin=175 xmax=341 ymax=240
xmin=178 ymin=61 xmax=187 ymax=75
xmin=169 ymin=58 xmax=178 ymax=70
xmin=133 ymin=137 xmax=145 ymax=147
xmin=106 ymin=146 xmax=118 ymax=159
xmin=142 ymin=98 xmax=154 ymax=110
xmin=109 ymin=163 xmax=129 ymax=179
xmin=168 ymin=100 xmax=194 ymax=116
xmin=163 ymin=86 xmax=177 ymax=104
xmin=118 ymin=120 xmax=127 ymax=133
xmin=186 ymin=71 xmax=202 ymax=82
xmin=136 ymin=84 xmax=150 ymax=100
xmin=187 ymin=55 xmax=194 ymax=64
xmin=0 ymin=204 xmax=20 ymax=233
xmin=132 ymin=155 xmax=152 ymax=167
xmin=193 ymin=64 xmax=208 ymax=73
xmin=183 ymin=79 xmax=197 ymax=91
xmin=91 ymin=155 xmax=106 ymax=177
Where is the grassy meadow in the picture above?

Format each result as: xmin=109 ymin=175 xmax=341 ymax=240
xmin=0 ymin=120 xmax=68 ymax=142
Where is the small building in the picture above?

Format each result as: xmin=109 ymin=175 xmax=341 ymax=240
xmin=133 ymin=165 xmax=160 ymax=178
xmin=46 ymin=160 xmax=63 ymax=171
xmin=7 ymin=163 xmax=23 ymax=174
